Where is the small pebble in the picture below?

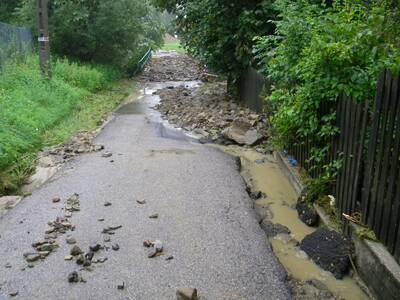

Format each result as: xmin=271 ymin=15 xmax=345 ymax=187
xmin=104 ymin=202 xmax=112 ymax=207
xmin=149 ymin=214 xmax=159 ymax=219
xmin=117 ymin=282 xmax=125 ymax=290
xmin=52 ymin=197 xmax=61 ymax=203
xmin=136 ymin=200 xmax=146 ymax=205
xmin=112 ymin=244 xmax=120 ymax=251
xmin=65 ymin=255 xmax=73 ymax=261
xmin=102 ymin=152 xmax=113 ymax=158
xmin=9 ymin=291 xmax=18 ymax=297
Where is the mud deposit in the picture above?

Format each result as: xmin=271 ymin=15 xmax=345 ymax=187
xmin=220 ymin=146 xmax=369 ymax=300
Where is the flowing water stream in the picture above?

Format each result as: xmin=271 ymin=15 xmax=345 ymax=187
xmin=220 ymin=146 xmax=370 ymax=300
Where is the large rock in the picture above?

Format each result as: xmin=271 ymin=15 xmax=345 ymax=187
xmin=260 ymin=219 xmax=291 ymax=238
xmin=296 ymin=199 xmax=319 ymax=227
xmin=300 ymin=228 xmax=353 ymax=279
xmin=222 ymin=120 xmax=263 ymax=146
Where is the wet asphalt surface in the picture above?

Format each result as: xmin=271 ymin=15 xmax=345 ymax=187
xmin=0 ymin=55 xmax=291 ymax=300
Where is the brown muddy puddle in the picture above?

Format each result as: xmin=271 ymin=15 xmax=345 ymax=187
xmin=219 ymin=145 xmax=369 ymax=300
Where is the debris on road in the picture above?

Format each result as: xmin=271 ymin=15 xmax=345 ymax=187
xmin=89 ymin=243 xmax=101 ymax=252
xmin=149 ymin=213 xmax=159 ymax=219
xmin=136 ymin=200 xmax=146 ymax=205
xmin=117 ymin=282 xmax=125 ymax=290
xmin=52 ymin=197 xmax=61 ymax=203
xmin=66 ymin=236 xmax=77 ymax=245
xmin=66 ymin=193 xmax=80 ymax=212
xmin=68 ymin=271 xmax=80 ymax=283
xmin=102 ymin=151 xmax=113 ymax=158
xmin=104 ymin=202 xmax=112 ymax=207
xmin=155 ymin=83 xmax=267 ymax=147
xmin=139 ymin=54 xmax=204 ymax=82
xmin=176 ymin=288 xmax=198 ymax=300
xmin=112 ymin=244 xmax=120 ymax=251
xmin=70 ymin=245 xmax=83 ymax=256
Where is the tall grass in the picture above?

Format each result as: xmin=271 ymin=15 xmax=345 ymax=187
xmin=0 ymin=55 xmax=124 ymax=194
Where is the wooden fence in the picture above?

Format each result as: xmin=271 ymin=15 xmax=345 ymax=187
xmin=287 ymin=70 xmax=400 ymax=263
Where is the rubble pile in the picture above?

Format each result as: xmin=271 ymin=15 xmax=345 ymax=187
xmin=139 ymin=53 xmax=204 ymax=82
xmin=155 ymin=83 xmax=268 ymax=146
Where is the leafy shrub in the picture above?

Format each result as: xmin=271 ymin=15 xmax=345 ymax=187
xmin=255 ymin=0 xmax=400 ymax=172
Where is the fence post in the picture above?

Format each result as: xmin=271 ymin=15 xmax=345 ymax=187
xmin=37 ymin=0 xmax=51 ymax=77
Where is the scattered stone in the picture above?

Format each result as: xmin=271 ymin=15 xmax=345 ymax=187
xmin=166 ymin=255 xmax=174 ymax=261
xmin=66 ymin=193 xmax=80 ymax=212
xmin=296 ymin=199 xmax=319 ymax=227
xmin=136 ymin=200 xmax=146 ymax=205
xmin=97 ymin=257 xmax=108 ymax=263
xmin=66 ymin=236 xmax=77 ymax=245
xmin=108 ymin=225 xmax=122 ymax=230
xmin=260 ymin=219 xmax=291 ymax=238
xmin=85 ymin=252 xmax=94 ymax=261
xmin=300 ymin=228 xmax=353 ymax=279
xmin=27 ymin=263 xmax=34 ymax=268
xmin=5 ymin=263 xmax=11 ymax=268
xmin=0 ymin=196 xmax=23 ymax=211
xmin=89 ymin=243 xmax=101 ymax=252
xmin=65 ymin=255 xmax=73 ymax=261
xmin=249 ymin=190 xmax=264 ymax=200
xmin=153 ymin=240 xmax=163 ymax=252
xmin=103 ymin=236 xmax=111 ymax=242
xmin=24 ymin=253 xmax=41 ymax=263
xmin=68 ymin=271 xmax=80 ymax=283
xmin=98 ymin=218 xmax=105 ymax=222
xmin=64 ymin=212 xmax=72 ymax=218
xmin=102 ymin=152 xmax=113 ymax=158
xmin=149 ymin=214 xmax=159 ymax=219
xmin=143 ymin=240 xmax=152 ymax=248
xmin=37 ymin=243 xmax=59 ymax=252
xmin=104 ymin=202 xmax=112 ymax=207
xmin=52 ymin=197 xmax=61 ymax=203
xmin=76 ymin=255 xmax=85 ymax=265
xmin=117 ymin=282 xmax=125 ymax=290
xmin=112 ymin=244 xmax=120 ymax=251
xmin=9 ymin=291 xmax=18 ymax=297
xmin=176 ymin=288 xmax=198 ymax=300
xmin=70 ymin=245 xmax=83 ymax=256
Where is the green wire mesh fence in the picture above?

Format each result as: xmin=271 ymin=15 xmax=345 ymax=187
xmin=0 ymin=21 xmax=33 ymax=68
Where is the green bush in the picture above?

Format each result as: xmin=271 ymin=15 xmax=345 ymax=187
xmin=13 ymin=0 xmax=164 ymax=71
xmin=0 ymin=55 xmax=121 ymax=192
xmin=255 ymin=0 xmax=400 ymax=172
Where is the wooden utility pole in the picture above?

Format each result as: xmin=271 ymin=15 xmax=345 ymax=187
xmin=37 ymin=0 xmax=51 ymax=77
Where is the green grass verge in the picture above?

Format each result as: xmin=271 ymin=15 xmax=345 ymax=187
xmin=0 ymin=55 xmax=133 ymax=195
xmin=162 ymin=42 xmax=185 ymax=53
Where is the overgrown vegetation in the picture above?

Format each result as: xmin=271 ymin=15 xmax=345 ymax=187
xmin=0 ymin=56 xmax=131 ymax=195
xmin=11 ymin=0 xmax=164 ymax=71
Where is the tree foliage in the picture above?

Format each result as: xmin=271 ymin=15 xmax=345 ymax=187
xmin=153 ymin=0 xmax=275 ymax=84
xmin=13 ymin=0 xmax=165 ymax=70
xmin=255 ymin=0 xmax=400 ymax=175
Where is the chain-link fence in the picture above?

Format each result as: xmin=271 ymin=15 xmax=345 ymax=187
xmin=0 ymin=21 xmax=33 ymax=68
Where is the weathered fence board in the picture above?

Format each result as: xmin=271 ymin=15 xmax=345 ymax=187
xmin=285 ymin=69 xmax=400 ymax=263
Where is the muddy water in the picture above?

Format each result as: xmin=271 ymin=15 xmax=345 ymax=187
xmin=219 ymin=146 xmax=369 ymax=300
